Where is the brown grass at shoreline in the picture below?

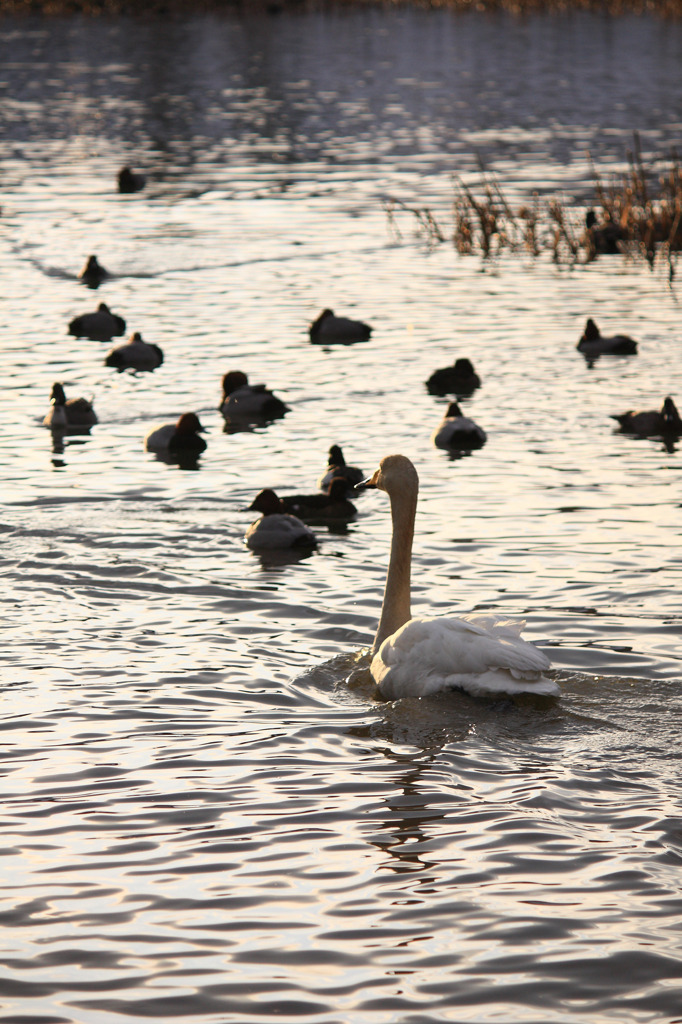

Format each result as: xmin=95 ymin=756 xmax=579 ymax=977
xmin=5 ymin=0 xmax=682 ymax=16
xmin=385 ymin=138 xmax=682 ymax=280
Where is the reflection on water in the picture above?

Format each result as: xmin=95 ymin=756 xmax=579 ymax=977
xmin=2 ymin=6 xmax=682 ymax=1024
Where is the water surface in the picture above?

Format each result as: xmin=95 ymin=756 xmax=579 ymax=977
xmin=2 ymin=8 xmax=682 ymax=1023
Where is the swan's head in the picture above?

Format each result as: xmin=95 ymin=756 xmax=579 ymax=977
xmin=130 ymin=331 xmax=143 ymax=343
xmin=247 ymin=489 xmax=282 ymax=515
xmin=222 ymin=370 xmax=249 ymax=396
xmin=175 ymin=412 xmax=205 ymax=435
xmin=357 ymin=454 xmax=418 ymax=496
xmin=445 ymin=402 xmax=463 ymax=418
xmin=97 ymin=302 xmax=111 ymax=313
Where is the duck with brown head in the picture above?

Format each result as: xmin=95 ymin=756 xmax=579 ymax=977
xmin=245 ymin=490 xmax=317 ymax=551
xmin=68 ymin=302 xmax=126 ymax=342
xmin=426 ymin=357 xmax=481 ymax=397
xmin=144 ymin=413 xmax=207 ymax=461
xmin=219 ymin=371 xmax=288 ymax=423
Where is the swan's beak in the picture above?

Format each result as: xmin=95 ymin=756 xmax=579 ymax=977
xmin=355 ymin=469 xmax=380 ymax=493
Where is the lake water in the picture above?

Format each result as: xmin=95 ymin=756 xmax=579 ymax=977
xmin=2 ymin=7 xmax=682 ymax=1023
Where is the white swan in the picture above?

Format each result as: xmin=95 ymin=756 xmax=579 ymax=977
xmin=361 ymin=454 xmax=558 ymax=700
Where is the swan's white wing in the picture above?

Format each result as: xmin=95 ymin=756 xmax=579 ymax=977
xmin=372 ymin=614 xmax=557 ymax=700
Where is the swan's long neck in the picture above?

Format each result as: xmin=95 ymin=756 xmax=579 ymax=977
xmin=372 ymin=483 xmax=417 ymax=654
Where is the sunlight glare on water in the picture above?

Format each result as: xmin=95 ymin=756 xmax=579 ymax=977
xmin=2 ymin=7 xmax=682 ymax=1024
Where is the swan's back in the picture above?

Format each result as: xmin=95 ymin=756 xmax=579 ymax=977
xmin=371 ymin=613 xmax=557 ymax=700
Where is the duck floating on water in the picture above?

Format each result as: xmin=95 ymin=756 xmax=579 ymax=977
xmin=317 ymin=445 xmax=365 ymax=493
xmin=357 ymin=454 xmax=558 ymax=700
xmin=584 ymin=209 xmax=625 ymax=256
xmin=117 ymin=166 xmax=146 ymax=194
xmin=432 ymin=402 xmax=487 ymax=451
xmin=426 ymin=357 xmax=481 ymax=397
xmin=144 ymin=412 xmax=207 ymax=461
xmin=78 ymin=255 xmax=109 ymax=289
xmin=248 ymin=478 xmax=357 ymax=523
xmin=577 ymin=318 xmax=638 ymax=359
xmin=219 ymin=371 xmax=287 ymax=423
xmin=611 ymin=396 xmax=682 ymax=437
xmin=309 ymin=309 xmax=372 ymax=344
xmin=105 ymin=332 xmax=164 ymax=372
xmin=43 ymin=382 xmax=97 ymax=430
xmin=68 ymin=302 xmax=126 ymax=342
xmin=245 ymin=495 xmax=317 ymax=551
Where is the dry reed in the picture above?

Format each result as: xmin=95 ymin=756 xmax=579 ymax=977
xmin=385 ymin=137 xmax=682 ymax=281
xmin=7 ymin=0 xmax=682 ymax=14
